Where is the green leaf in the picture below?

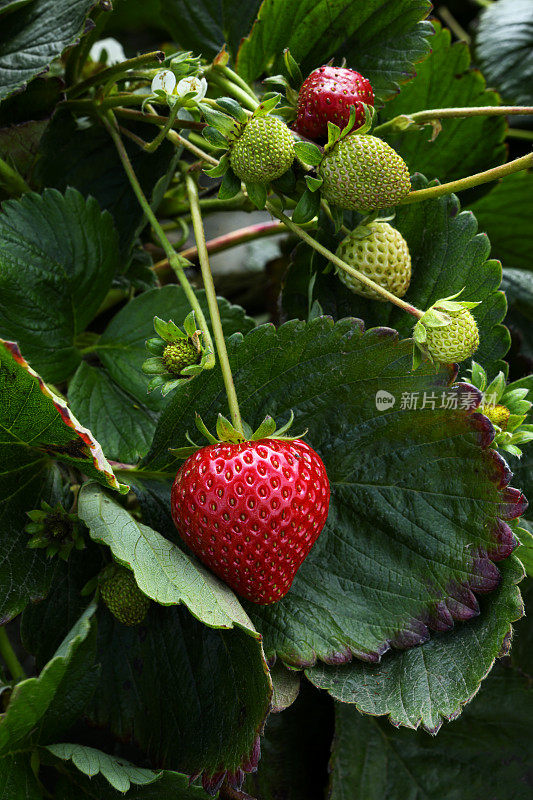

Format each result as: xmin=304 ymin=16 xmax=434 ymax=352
xmin=501 ymin=269 xmax=533 ymax=366
xmin=44 ymin=744 xmax=158 ymax=793
xmin=67 ymin=286 xmax=255 ymax=462
xmin=329 ymin=664 xmax=533 ymax=799
xmin=67 ymin=363 xmax=157 ymax=465
xmin=285 ymin=174 xmax=510 ymax=376
xmin=476 ymin=0 xmax=533 ymax=105
xmin=0 ymin=605 xmax=98 ymax=754
xmin=469 ymin=171 xmax=533 ymax=270
xmin=0 ymin=0 xmax=35 ymax=15
xmin=161 ymin=0 xmax=262 ymax=60
xmin=307 ymin=556 xmax=523 ymax=732
xmin=379 ymin=22 xmax=506 ymax=195
xmin=0 ymin=0 xmax=95 ymax=101
xmin=0 ymin=340 xmax=124 ymax=621
xmin=78 ymin=482 xmax=257 ymax=636
xmin=87 ymin=604 xmax=271 ymax=788
xmin=143 ymin=318 xmax=526 ymax=667
xmin=52 ymin=766 xmax=213 ymax=800
xmin=0 ymin=754 xmax=43 ymax=800
xmin=269 ymin=661 xmax=301 ymax=713
xmin=198 ymin=103 xmax=238 ymax=137
xmin=35 ymin=113 xmax=179 ymax=258
xmin=236 ymin=0 xmax=432 ymax=100
xmin=0 ymin=188 xmax=119 ymax=382
xmin=292 ymin=188 xmax=320 ymax=224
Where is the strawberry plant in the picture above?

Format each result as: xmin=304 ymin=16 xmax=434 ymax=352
xmin=1 ymin=1 xmax=533 ymax=798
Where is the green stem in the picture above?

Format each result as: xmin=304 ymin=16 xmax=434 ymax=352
xmin=373 ymin=105 xmax=533 ymax=136
xmin=160 ymin=192 xmax=249 ymax=217
xmin=144 ymin=102 xmax=181 ymax=152
xmin=507 ymin=128 xmax=533 ymax=141
xmin=101 ymin=111 xmax=215 ymax=366
xmin=64 ymin=1 xmax=112 ymax=86
xmin=67 ymin=51 xmax=164 ymax=99
xmin=400 ymin=152 xmax=533 ymax=205
xmin=0 ymin=627 xmax=26 ymax=681
xmin=0 ymin=156 xmax=30 ymax=196
xmin=207 ymin=71 xmax=259 ymax=111
xmin=218 ymin=65 xmax=259 ymax=102
xmin=186 ymin=172 xmax=244 ymax=434
xmin=143 ymin=105 xmax=219 ymax=165
xmin=265 ymin=202 xmax=424 ymax=318
xmin=114 ymin=106 xmax=205 ymax=131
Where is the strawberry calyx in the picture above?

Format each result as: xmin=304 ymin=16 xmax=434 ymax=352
xmin=412 ymin=290 xmax=481 ymax=369
xmin=142 ymin=310 xmax=207 ymax=395
xmin=169 ymin=410 xmax=307 ymax=459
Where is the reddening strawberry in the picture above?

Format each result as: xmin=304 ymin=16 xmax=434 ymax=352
xmin=171 ymin=438 xmax=330 ymax=605
xmin=294 ymin=65 xmax=374 ymax=141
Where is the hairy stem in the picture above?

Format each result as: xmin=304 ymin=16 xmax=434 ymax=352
xmin=186 ymin=172 xmax=245 ymax=434
xmin=114 ymin=106 xmax=205 ymax=131
xmin=0 ymin=156 xmax=30 ymax=196
xmin=373 ymin=105 xmax=533 ymax=136
xmin=0 ymin=627 xmax=26 ymax=682
xmin=67 ymin=50 xmax=164 ymax=99
xmin=265 ymin=202 xmax=424 ymax=318
xmin=400 ymin=152 xmax=533 ymax=205
xmin=206 ymin=70 xmax=259 ymax=111
xmin=142 ymin=105 xmax=219 ymax=165
xmin=101 ymin=111 xmax=215 ymax=365
xmin=153 ymin=220 xmax=288 ymax=279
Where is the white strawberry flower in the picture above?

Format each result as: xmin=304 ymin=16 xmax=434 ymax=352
xmin=175 ymin=75 xmax=208 ymax=102
xmin=151 ymin=70 xmax=177 ymax=96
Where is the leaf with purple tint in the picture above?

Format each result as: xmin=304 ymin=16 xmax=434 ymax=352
xmin=140 ymin=318 xmax=526 ymax=669
xmin=307 ymin=555 xmax=524 ymax=732
xmin=0 ymin=339 xmax=125 ymax=622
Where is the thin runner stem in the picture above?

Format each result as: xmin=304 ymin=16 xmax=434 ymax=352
xmin=373 ymin=105 xmax=533 ymax=136
xmin=186 ymin=172 xmax=245 ymax=435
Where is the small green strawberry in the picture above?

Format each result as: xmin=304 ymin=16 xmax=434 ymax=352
xmin=25 ymin=501 xmax=85 ymax=560
xmin=413 ymin=293 xmax=481 ymax=366
xmin=319 ymin=134 xmax=410 ymax=211
xmin=162 ymin=340 xmax=200 ymax=376
xmin=100 ymin=567 xmax=150 ymax=626
xmin=229 ymin=116 xmax=295 ymax=184
xmin=334 ymin=222 xmax=411 ymax=301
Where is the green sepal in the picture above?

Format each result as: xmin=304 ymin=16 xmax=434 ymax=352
xmin=198 ymin=103 xmax=239 ymax=137
xmin=160 ymin=379 xmax=182 ymax=396
xmin=305 ymin=175 xmax=323 ymax=192
xmin=263 ymin=74 xmax=291 ymax=91
xmin=218 ymin=168 xmax=241 ymax=200
xmin=195 ymin=414 xmax=219 ymax=444
xmin=153 ymin=316 xmax=187 ymax=342
xmin=437 ymin=299 xmax=480 ymax=312
xmin=216 ymin=414 xmax=243 ymax=443
xmin=183 ymin=310 xmax=198 ymax=338
xmin=345 ymin=103 xmax=375 ymax=138
xmin=250 ymin=415 xmax=277 ymax=440
xmin=412 ymin=321 xmax=427 ymax=344
xmin=215 ymin=97 xmax=249 ymax=123
xmin=420 ymin=308 xmax=451 ymax=328
xmin=326 ymin=121 xmax=342 ymax=150
xmin=283 ymin=48 xmax=303 ymax=88
xmin=202 ymin=126 xmax=229 ymax=149
xmin=142 ymin=357 xmax=165 ymax=374
xmin=293 ymin=188 xmax=320 ymax=224
xmin=169 ymin=445 xmax=200 ymax=459
xmin=484 ymin=371 xmax=506 ymax=406
xmin=412 ymin=342 xmax=424 ymax=371
xmin=469 ymin=360 xmax=487 ymax=392
xmin=147 ymin=375 xmax=168 ymax=393
xmin=181 ymin=363 xmax=205 ymax=377
xmin=294 ymin=141 xmax=324 ymax=166
xmin=246 ymin=181 xmax=267 ymax=209
xmin=253 ymin=94 xmax=282 ymax=117
xmin=204 ymin=154 xmax=230 ymax=178
xmin=145 ymin=337 xmax=166 ymax=355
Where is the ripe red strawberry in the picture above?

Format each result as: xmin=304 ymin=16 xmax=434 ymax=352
xmin=171 ymin=438 xmax=330 ymax=605
xmin=294 ymin=65 xmax=374 ymax=141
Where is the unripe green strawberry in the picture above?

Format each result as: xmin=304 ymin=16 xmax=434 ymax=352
xmin=162 ymin=340 xmax=200 ymax=376
xmin=481 ymin=403 xmax=510 ymax=429
xmin=335 ymin=222 xmax=411 ymax=301
xmin=100 ymin=568 xmax=150 ymax=626
xmin=230 ymin=117 xmax=295 ymax=184
xmin=319 ymin=134 xmax=410 ymax=211
xmin=424 ymin=308 xmax=479 ymax=363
